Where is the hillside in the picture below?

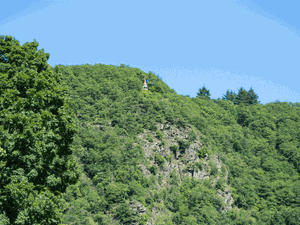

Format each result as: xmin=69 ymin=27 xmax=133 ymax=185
xmin=53 ymin=63 xmax=300 ymax=225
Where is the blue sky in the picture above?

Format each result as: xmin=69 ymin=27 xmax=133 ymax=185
xmin=1 ymin=0 xmax=300 ymax=104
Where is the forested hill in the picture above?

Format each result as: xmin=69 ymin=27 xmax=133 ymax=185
xmin=54 ymin=63 xmax=300 ymax=224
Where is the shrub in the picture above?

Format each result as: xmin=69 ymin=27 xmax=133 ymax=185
xmin=221 ymin=165 xmax=226 ymax=175
xmin=155 ymin=154 xmax=165 ymax=168
xmin=178 ymin=140 xmax=190 ymax=154
xmin=188 ymin=129 xmax=197 ymax=143
xmin=145 ymin=196 xmax=154 ymax=205
xmin=215 ymin=178 xmax=225 ymax=191
xmin=116 ymin=203 xmax=134 ymax=224
xmin=159 ymin=140 xmax=167 ymax=146
xmin=198 ymin=146 xmax=208 ymax=158
xmin=158 ymin=173 xmax=164 ymax=185
xmin=210 ymin=164 xmax=218 ymax=176
xmin=149 ymin=165 xmax=158 ymax=175
xmin=170 ymin=145 xmax=178 ymax=154
xmin=166 ymin=155 xmax=172 ymax=163
xmin=148 ymin=134 xmax=153 ymax=142
xmin=156 ymin=130 xmax=164 ymax=140
xmin=149 ymin=123 xmax=157 ymax=131
xmin=194 ymin=162 xmax=203 ymax=171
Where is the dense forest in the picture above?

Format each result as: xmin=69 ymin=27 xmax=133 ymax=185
xmin=1 ymin=36 xmax=300 ymax=224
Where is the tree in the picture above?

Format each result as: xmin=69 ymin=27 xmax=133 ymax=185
xmin=222 ymin=90 xmax=237 ymax=103
xmin=234 ymin=87 xmax=250 ymax=105
xmin=196 ymin=86 xmax=211 ymax=100
xmin=234 ymin=87 xmax=260 ymax=106
xmin=0 ymin=36 xmax=80 ymax=224
xmin=247 ymin=87 xmax=260 ymax=105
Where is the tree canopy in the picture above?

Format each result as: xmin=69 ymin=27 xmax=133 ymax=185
xmin=0 ymin=36 xmax=80 ymax=224
xmin=222 ymin=87 xmax=260 ymax=105
xmin=53 ymin=63 xmax=300 ymax=224
xmin=196 ymin=86 xmax=211 ymax=100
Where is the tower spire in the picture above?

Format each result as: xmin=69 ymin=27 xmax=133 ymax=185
xmin=143 ymin=77 xmax=148 ymax=90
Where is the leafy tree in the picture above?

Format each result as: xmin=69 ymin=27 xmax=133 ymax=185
xmin=196 ymin=86 xmax=211 ymax=100
xmin=0 ymin=36 xmax=80 ymax=224
xmin=116 ymin=203 xmax=134 ymax=223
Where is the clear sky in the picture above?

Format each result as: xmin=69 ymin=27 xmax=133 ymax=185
xmin=1 ymin=0 xmax=300 ymax=104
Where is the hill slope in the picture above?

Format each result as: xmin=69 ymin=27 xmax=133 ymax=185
xmin=55 ymin=63 xmax=300 ymax=224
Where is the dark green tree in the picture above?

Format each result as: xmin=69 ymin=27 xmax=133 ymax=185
xmin=196 ymin=86 xmax=211 ymax=100
xmin=235 ymin=87 xmax=251 ymax=105
xmin=222 ymin=90 xmax=237 ymax=103
xmin=247 ymin=87 xmax=260 ymax=105
xmin=0 ymin=36 xmax=80 ymax=224
xmin=234 ymin=87 xmax=259 ymax=106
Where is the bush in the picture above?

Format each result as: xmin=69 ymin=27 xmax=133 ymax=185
xmin=159 ymin=140 xmax=167 ymax=146
xmin=170 ymin=145 xmax=178 ymax=156
xmin=194 ymin=162 xmax=203 ymax=171
xmin=215 ymin=178 xmax=225 ymax=191
xmin=221 ymin=165 xmax=226 ymax=175
xmin=198 ymin=146 xmax=208 ymax=158
xmin=178 ymin=139 xmax=190 ymax=154
xmin=147 ymin=135 xmax=154 ymax=142
xmin=145 ymin=196 xmax=154 ymax=205
xmin=155 ymin=154 xmax=165 ymax=168
xmin=210 ymin=163 xmax=218 ymax=176
xmin=166 ymin=155 xmax=172 ymax=163
xmin=156 ymin=130 xmax=164 ymax=140
xmin=149 ymin=165 xmax=158 ymax=175
xmin=116 ymin=203 xmax=134 ymax=224
xmin=170 ymin=145 xmax=178 ymax=158
xmin=188 ymin=129 xmax=197 ymax=143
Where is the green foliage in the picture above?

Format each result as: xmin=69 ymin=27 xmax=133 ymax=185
xmin=138 ymin=213 xmax=149 ymax=225
xmin=222 ymin=90 xmax=237 ymax=103
xmin=159 ymin=140 xmax=167 ymax=147
xmin=155 ymin=154 xmax=165 ymax=168
xmin=116 ymin=203 xmax=134 ymax=224
xmin=215 ymin=178 xmax=225 ymax=191
xmin=166 ymin=155 xmax=172 ymax=163
xmin=196 ymin=86 xmax=211 ymax=100
xmin=194 ymin=162 xmax=203 ymax=171
xmin=198 ymin=146 xmax=208 ymax=158
xmin=221 ymin=164 xmax=226 ymax=175
xmin=178 ymin=139 xmax=190 ymax=154
xmin=188 ymin=129 xmax=197 ymax=143
xmin=209 ymin=161 xmax=218 ymax=176
xmin=170 ymin=145 xmax=178 ymax=157
xmin=149 ymin=165 xmax=158 ymax=175
xmin=21 ymin=59 xmax=298 ymax=224
xmin=0 ymin=36 xmax=79 ymax=224
xmin=57 ymin=62 xmax=300 ymax=224
xmin=156 ymin=130 xmax=164 ymax=140
xmin=223 ymin=87 xmax=260 ymax=106
xmin=147 ymin=134 xmax=153 ymax=142
xmin=9 ymin=36 xmax=300 ymax=224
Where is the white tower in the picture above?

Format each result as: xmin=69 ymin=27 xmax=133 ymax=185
xmin=143 ymin=77 xmax=148 ymax=90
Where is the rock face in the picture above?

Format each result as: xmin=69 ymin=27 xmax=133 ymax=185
xmin=136 ymin=122 xmax=234 ymax=223
xmin=139 ymin=123 xmax=203 ymax=184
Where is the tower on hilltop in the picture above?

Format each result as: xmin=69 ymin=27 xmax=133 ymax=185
xmin=143 ymin=77 xmax=148 ymax=90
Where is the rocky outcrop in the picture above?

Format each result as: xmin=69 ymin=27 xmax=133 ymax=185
xmin=136 ymin=122 xmax=234 ymax=222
